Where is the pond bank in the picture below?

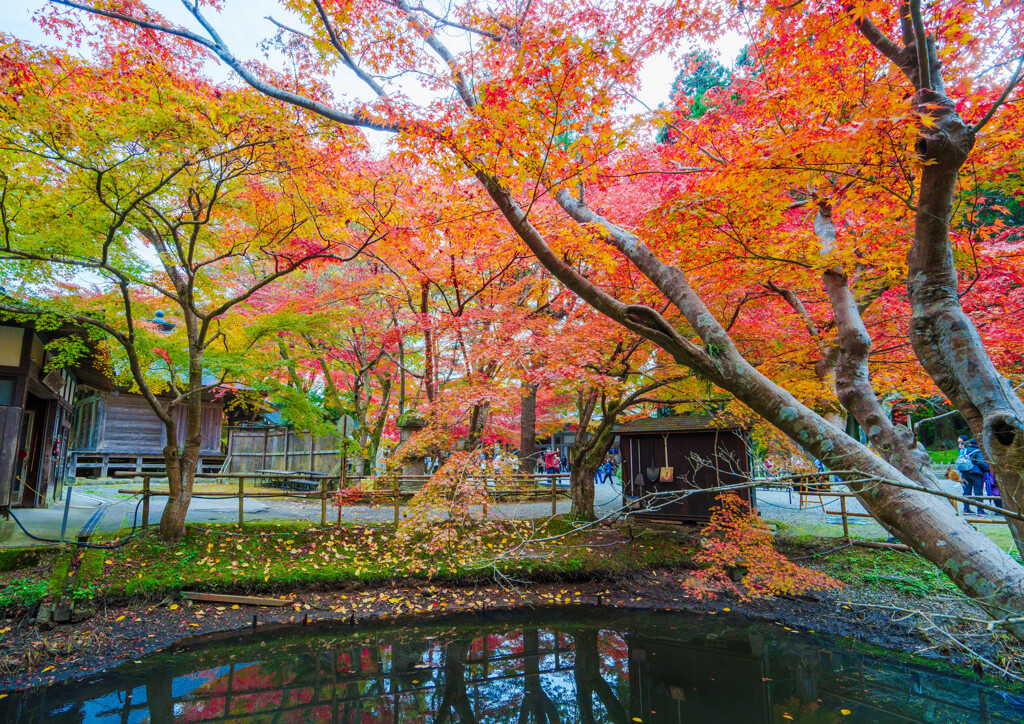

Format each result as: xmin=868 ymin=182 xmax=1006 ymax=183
xmin=0 ymin=521 xmax=1019 ymax=691
xmin=0 ymin=567 xmax=1017 ymax=692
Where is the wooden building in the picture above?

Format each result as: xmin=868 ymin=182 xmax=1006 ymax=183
xmin=617 ymin=415 xmax=753 ymax=522
xmin=0 ymin=323 xmax=82 ymax=508
xmin=70 ymin=391 xmax=225 ymax=478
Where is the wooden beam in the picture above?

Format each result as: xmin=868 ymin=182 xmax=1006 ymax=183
xmin=180 ymin=591 xmax=296 ymax=607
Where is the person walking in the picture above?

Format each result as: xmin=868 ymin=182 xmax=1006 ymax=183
xmin=986 ymin=471 xmax=1002 ymax=509
xmin=956 ymin=435 xmax=990 ymax=516
xmin=543 ymin=448 xmax=561 ymax=486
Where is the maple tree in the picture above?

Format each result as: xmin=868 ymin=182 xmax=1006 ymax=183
xmin=21 ymin=0 xmax=1024 ymax=633
xmin=0 ymin=38 xmax=384 ymax=540
xmin=687 ymin=493 xmax=841 ymax=600
xmin=242 ymin=261 xmax=405 ymax=474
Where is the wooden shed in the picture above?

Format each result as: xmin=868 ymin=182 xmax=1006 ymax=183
xmin=617 ymin=415 xmax=753 ymax=522
xmin=70 ymin=391 xmax=225 ymax=478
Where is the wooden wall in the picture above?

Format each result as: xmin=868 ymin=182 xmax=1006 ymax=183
xmin=74 ymin=393 xmax=223 ymax=454
xmin=225 ymin=426 xmax=344 ymax=474
xmin=621 ymin=428 xmax=752 ymax=520
xmin=0 ymin=406 xmax=22 ymax=507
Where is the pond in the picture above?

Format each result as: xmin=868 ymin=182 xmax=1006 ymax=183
xmin=2 ymin=609 xmax=1020 ymax=723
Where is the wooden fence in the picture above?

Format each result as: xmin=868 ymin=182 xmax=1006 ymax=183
xmin=115 ymin=471 xmax=571 ymax=530
xmin=222 ymin=426 xmax=345 ymax=475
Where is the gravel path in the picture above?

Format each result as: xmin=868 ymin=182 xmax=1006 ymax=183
xmin=2 ymin=475 xmax=990 ymax=547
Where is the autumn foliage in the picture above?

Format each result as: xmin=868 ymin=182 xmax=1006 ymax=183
xmin=687 ymin=494 xmax=841 ymax=601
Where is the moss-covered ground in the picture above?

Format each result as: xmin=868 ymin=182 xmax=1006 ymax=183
xmin=1 ymin=518 xmax=697 ymax=612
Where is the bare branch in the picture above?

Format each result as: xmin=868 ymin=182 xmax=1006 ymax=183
xmin=908 ymin=0 xmax=931 ymax=90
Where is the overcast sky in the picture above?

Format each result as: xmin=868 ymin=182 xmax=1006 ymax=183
xmin=3 ymin=0 xmax=746 ymax=133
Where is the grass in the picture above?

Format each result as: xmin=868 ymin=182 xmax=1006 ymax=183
xmin=31 ymin=518 xmax=695 ymax=607
xmin=3 ymin=513 xmax=1015 ymax=615
xmin=777 ymin=536 xmax=959 ymax=597
xmin=0 ymin=546 xmax=57 ymax=573
xmin=0 ymin=546 xmax=62 ymax=610
xmin=928 ymin=449 xmax=958 ymax=465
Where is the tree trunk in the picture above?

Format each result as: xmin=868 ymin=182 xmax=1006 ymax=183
xmin=569 ymin=428 xmax=616 ymax=521
xmin=366 ymin=376 xmax=393 ymax=474
xmin=902 ymin=89 xmax=1024 ymax=553
xmin=519 ymin=382 xmax=539 ymax=475
xmin=568 ymin=391 xmax=622 ymax=521
xmin=421 ymin=280 xmax=435 ymax=403
xmin=465 ymin=401 xmax=490 ymax=449
xmin=159 ymin=345 xmax=204 ymax=542
xmin=478 ymin=172 xmax=1024 ymax=637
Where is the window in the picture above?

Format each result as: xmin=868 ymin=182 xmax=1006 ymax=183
xmin=0 ymin=378 xmax=14 ymax=406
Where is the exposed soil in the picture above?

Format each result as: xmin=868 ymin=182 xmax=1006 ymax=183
xmin=0 ymin=565 xmax=1014 ymax=692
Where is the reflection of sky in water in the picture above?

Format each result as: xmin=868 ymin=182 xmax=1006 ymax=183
xmin=4 ymin=612 xmax=1022 ymax=723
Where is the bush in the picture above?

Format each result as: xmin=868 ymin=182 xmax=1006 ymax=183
xmin=686 ymin=493 xmax=841 ymax=600
xmin=0 ymin=577 xmax=50 ymax=610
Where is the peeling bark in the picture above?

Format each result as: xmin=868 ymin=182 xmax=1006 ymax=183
xmin=476 ymin=172 xmax=1024 ymax=637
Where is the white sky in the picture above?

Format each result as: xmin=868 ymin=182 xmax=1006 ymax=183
xmin=2 ymin=0 xmax=747 ymax=145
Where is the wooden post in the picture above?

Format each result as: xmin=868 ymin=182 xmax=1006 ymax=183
xmin=320 ymin=476 xmax=327 ymax=527
xmin=238 ymin=476 xmax=245 ymax=527
xmin=551 ymin=476 xmax=557 ymax=517
xmin=262 ymin=428 xmax=268 ymax=470
xmin=142 ymin=475 xmax=150 ymax=531
xmin=338 ymin=417 xmax=347 ymax=530
xmin=840 ymin=493 xmax=849 ymax=538
xmin=394 ymin=476 xmax=401 ymax=528
xmin=283 ymin=427 xmax=290 ymax=473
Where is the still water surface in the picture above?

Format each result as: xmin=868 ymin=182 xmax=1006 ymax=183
xmin=2 ymin=609 xmax=1021 ymax=723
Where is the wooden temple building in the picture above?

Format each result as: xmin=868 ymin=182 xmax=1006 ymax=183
xmin=0 ymin=317 xmax=228 ymax=508
xmin=0 ymin=322 xmax=85 ymax=508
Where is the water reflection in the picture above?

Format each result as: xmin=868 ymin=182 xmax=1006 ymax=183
xmin=3 ymin=610 xmax=1021 ymax=723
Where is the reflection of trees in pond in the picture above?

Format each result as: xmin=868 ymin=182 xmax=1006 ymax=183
xmin=573 ymin=629 xmax=628 ymax=724
xmin=146 ymin=625 xmax=632 ymax=723
xmin=519 ymin=628 xmax=561 ymax=724
xmin=434 ymin=641 xmax=475 ymax=724
xmin=9 ymin=615 xmax=1022 ymax=723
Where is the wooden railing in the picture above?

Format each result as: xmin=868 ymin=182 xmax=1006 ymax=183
xmin=114 ymin=471 xmax=571 ymax=530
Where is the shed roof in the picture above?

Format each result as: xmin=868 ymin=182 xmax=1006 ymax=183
xmin=614 ymin=415 xmax=748 ymax=435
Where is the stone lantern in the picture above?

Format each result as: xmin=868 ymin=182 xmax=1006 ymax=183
xmin=396 ymin=413 xmax=429 ymax=477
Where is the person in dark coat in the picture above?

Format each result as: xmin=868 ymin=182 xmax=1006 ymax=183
xmin=956 ymin=435 xmax=990 ymax=515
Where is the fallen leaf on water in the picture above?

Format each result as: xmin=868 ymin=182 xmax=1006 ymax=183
xmin=840 ymin=710 xmax=851 ymax=716
xmin=42 ymin=666 xmax=54 ymax=673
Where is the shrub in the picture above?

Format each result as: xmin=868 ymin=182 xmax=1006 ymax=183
xmin=686 ymin=493 xmax=841 ymax=600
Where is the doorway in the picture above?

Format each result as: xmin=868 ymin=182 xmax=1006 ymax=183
xmin=13 ymin=393 xmax=48 ymax=507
